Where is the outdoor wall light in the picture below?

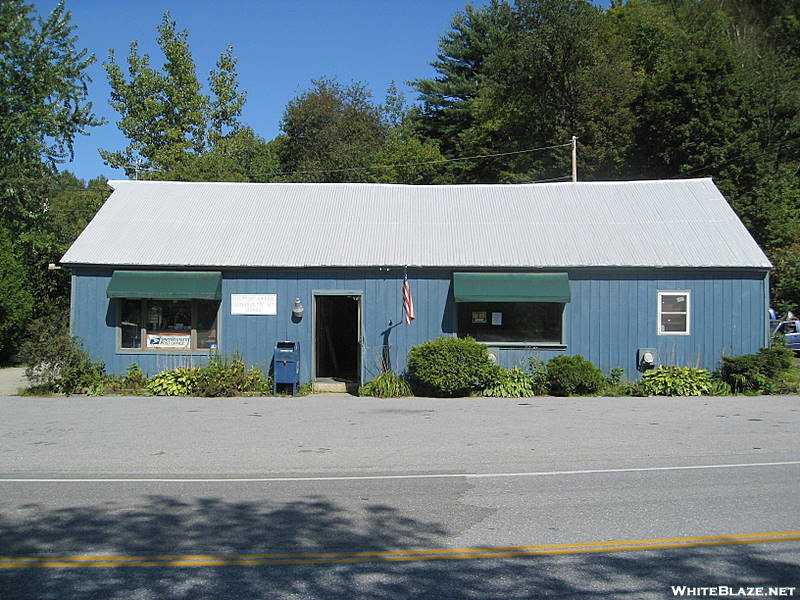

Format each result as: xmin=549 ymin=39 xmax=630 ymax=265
xmin=292 ymin=298 xmax=304 ymax=319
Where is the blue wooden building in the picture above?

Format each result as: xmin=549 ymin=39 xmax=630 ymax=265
xmin=61 ymin=178 xmax=771 ymax=385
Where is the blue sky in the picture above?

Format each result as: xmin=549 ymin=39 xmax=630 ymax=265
xmin=33 ymin=0 xmax=608 ymax=182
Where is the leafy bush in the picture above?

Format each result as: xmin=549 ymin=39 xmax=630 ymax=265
xmin=194 ymin=353 xmax=270 ymax=397
xmin=758 ymin=337 xmax=795 ymax=377
xmin=296 ymin=382 xmax=315 ymax=396
xmin=406 ymin=336 xmax=492 ymax=397
xmin=145 ymin=354 xmax=270 ymax=397
xmin=146 ymin=368 xmax=199 ymax=396
xmin=705 ymin=377 xmax=732 ymax=396
xmin=602 ymin=367 xmax=633 ymax=396
xmin=358 ymin=371 xmax=413 ymax=398
xmin=20 ymin=315 xmax=105 ymax=394
xmin=481 ymin=365 xmax=539 ymax=398
xmin=545 ymin=354 xmax=605 ymax=396
xmin=526 ymin=356 xmax=550 ymax=395
xmin=720 ymin=337 xmax=794 ymax=393
xmin=123 ymin=363 xmax=148 ymax=391
xmin=606 ymin=367 xmax=625 ymax=387
xmin=719 ymin=355 xmax=766 ymax=393
xmin=640 ymin=366 xmax=713 ymax=396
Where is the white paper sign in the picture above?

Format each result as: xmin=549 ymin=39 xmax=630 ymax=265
xmin=491 ymin=312 xmax=503 ymax=326
xmin=231 ymin=294 xmax=277 ymax=315
xmin=147 ymin=334 xmax=191 ymax=349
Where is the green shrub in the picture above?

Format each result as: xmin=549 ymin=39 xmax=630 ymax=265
xmin=406 ymin=336 xmax=492 ymax=397
xmin=758 ymin=337 xmax=794 ymax=377
xmin=720 ymin=338 xmax=794 ymax=393
xmin=719 ymin=355 xmax=766 ymax=392
xmin=146 ymin=368 xmax=199 ymax=396
xmin=705 ymin=377 xmax=732 ymax=396
xmin=194 ymin=353 xmax=270 ymax=397
xmin=296 ymin=382 xmax=315 ymax=396
xmin=606 ymin=367 xmax=625 ymax=387
xmin=20 ymin=315 xmax=105 ymax=394
xmin=481 ymin=365 xmax=539 ymax=398
xmin=602 ymin=367 xmax=632 ymax=396
xmin=123 ymin=363 xmax=148 ymax=391
xmin=358 ymin=371 xmax=413 ymax=398
xmin=526 ymin=356 xmax=550 ymax=395
xmin=146 ymin=354 xmax=270 ymax=397
xmin=545 ymin=354 xmax=605 ymax=396
xmin=640 ymin=366 xmax=713 ymax=396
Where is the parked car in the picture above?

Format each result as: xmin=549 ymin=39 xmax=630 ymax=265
xmin=770 ymin=313 xmax=800 ymax=353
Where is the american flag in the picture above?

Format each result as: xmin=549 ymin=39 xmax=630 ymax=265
xmin=403 ymin=273 xmax=416 ymax=325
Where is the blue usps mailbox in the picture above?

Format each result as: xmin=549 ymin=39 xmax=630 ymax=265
xmin=273 ymin=341 xmax=300 ymax=395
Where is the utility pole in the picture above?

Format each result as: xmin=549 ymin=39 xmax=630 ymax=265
xmin=571 ymin=136 xmax=577 ymax=182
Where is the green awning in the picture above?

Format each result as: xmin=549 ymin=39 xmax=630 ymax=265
xmin=106 ymin=271 xmax=222 ymax=300
xmin=453 ymin=272 xmax=570 ymax=303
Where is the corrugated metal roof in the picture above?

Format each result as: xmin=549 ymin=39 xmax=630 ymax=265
xmin=60 ymin=178 xmax=771 ymax=269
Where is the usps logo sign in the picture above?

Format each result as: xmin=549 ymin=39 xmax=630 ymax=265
xmin=146 ymin=334 xmax=191 ymax=349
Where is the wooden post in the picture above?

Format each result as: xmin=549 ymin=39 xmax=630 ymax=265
xmin=571 ymin=136 xmax=577 ymax=182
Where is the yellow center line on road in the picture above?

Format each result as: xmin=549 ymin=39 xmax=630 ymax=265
xmin=1 ymin=530 xmax=799 ymax=569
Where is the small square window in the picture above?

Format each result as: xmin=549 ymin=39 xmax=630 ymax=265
xmin=658 ymin=291 xmax=690 ymax=335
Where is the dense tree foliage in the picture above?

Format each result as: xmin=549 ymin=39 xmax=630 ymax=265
xmin=277 ymin=79 xmax=445 ymax=183
xmin=411 ymin=0 xmax=800 ymax=310
xmin=0 ymin=1 xmax=104 ymax=360
xmin=278 ymin=78 xmax=386 ymax=182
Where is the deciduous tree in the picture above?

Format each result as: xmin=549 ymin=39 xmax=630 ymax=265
xmin=101 ymin=11 xmax=246 ymax=177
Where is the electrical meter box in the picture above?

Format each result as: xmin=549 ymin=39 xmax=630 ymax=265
xmin=637 ymin=348 xmax=656 ymax=371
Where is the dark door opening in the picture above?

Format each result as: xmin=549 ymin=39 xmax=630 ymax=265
xmin=315 ymin=295 xmax=360 ymax=382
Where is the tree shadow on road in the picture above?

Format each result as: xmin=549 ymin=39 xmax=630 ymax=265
xmin=1 ymin=494 xmax=798 ymax=599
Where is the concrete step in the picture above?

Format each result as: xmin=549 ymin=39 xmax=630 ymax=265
xmin=313 ymin=380 xmax=348 ymax=393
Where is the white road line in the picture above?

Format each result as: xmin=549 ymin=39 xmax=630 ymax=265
xmin=1 ymin=460 xmax=798 ymax=483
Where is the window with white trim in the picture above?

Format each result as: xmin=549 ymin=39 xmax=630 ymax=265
xmin=658 ymin=291 xmax=690 ymax=335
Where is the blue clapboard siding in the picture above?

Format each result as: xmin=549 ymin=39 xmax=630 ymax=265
xmin=71 ymin=267 xmax=768 ymax=382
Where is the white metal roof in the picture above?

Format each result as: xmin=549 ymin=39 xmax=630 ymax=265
xmin=60 ymin=178 xmax=771 ymax=269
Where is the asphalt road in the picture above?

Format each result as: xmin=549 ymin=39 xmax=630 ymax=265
xmin=1 ymin=395 xmax=799 ymax=599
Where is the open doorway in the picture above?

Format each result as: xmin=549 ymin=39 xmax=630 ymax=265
xmin=314 ymin=294 xmax=361 ymax=383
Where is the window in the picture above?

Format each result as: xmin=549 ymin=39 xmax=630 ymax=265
xmin=457 ymin=302 xmax=565 ymax=344
xmin=658 ymin=291 xmax=690 ymax=335
xmin=118 ymin=299 xmax=219 ymax=351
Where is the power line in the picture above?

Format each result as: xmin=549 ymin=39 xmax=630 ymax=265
xmin=0 ymin=182 xmax=111 ymax=192
xmin=284 ymin=141 xmax=575 ymax=176
xmin=523 ymin=175 xmax=573 ymax=184
xmin=111 ymin=140 xmax=575 ymax=179
xmin=666 ymin=136 xmax=800 ymax=179
xmin=0 ymin=140 xmax=575 ymax=186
